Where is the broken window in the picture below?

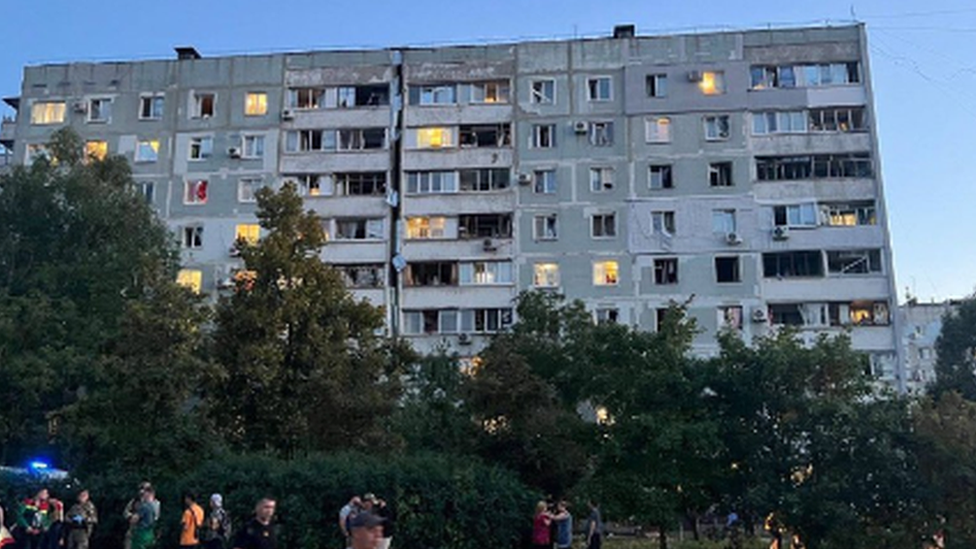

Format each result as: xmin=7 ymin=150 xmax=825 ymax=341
xmin=192 ymin=92 xmax=215 ymax=118
xmin=189 ymin=137 xmax=213 ymax=160
xmin=750 ymin=62 xmax=859 ymax=89
xmin=459 ymin=214 xmax=512 ymax=239
xmin=459 ymin=261 xmax=513 ymax=285
xmin=30 ymin=101 xmax=65 ymax=125
xmin=830 ymin=300 xmax=890 ymax=326
xmin=773 ymin=203 xmax=818 ymax=227
xmin=752 ymin=110 xmax=806 ymax=135
xmin=406 ymin=171 xmax=458 ymax=194
xmin=534 ymin=214 xmax=558 ymax=240
xmin=591 ymin=213 xmax=617 ymax=238
xmin=756 ymin=153 xmax=873 ymax=180
xmin=531 ymin=79 xmax=556 ymax=104
xmin=654 ymin=258 xmax=678 ymax=285
xmin=822 ymin=201 xmax=876 ymax=226
xmin=416 ymin=127 xmax=454 ymax=148
xmin=182 ymin=225 xmax=203 ymax=249
xmin=593 ymin=261 xmax=619 ymax=286
xmin=709 ymin=162 xmax=733 ymax=187
xmin=651 ymin=211 xmax=675 ymax=235
xmin=768 ymin=303 xmax=806 ymax=326
xmin=532 ymin=124 xmax=556 ymax=148
xmin=595 ymin=308 xmax=620 ymax=325
xmin=534 ymin=170 xmax=556 ymax=194
xmin=338 ymin=128 xmax=386 ymax=150
xmin=646 ymin=74 xmax=668 ymax=98
xmin=335 ymin=172 xmax=386 ymax=196
xmin=809 ymin=107 xmax=867 ymax=132
xmin=645 ymin=116 xmax=671 ymax=143
xmin=406 ymin=216 xmax=446 ymax=239
xmin=405 ymin=262 xmax=458 ymax=287
xmin=589 ymin=167 xmax=614 ymax=192
xmin=334 ymin=218 xmax=384 ymax=240
xmin=533 ymin=263 xmax=560 ymax=287
xmin=763 ymin=251 xmax=824 ymax=278
xmin=589 ymin=121 xmax=614 ymax=146
xmin=333 ymin=84 xmax=390 ymax=108
xmin=587 ymin=77 xmax=612 ymax=101
xmin=715 ymin=256 xmax=741 ymax=283
xmin=411 ymin=84 xmax=456 ymax=105
xmin=184 ymin=180 xmax=208 ymax=204
xmin=285 ymin=130 xmax=324 ymax=152
xmin=459 ymin=124 xmax=511 ymax=148
xmin=704 ymin=115 xmax=730 ymax=140
xmin=88 ymin=98 xmax=112 ymax=123
xmin=335 ymin=264 xmax=385 ymax=288
xmin=718 ymin=305 xmax=743 ymax=330
xmin=827 ymin=249 xmax=882 ymax=275
xmin=242 ymin=135 xmax=265 ymax=158
xmin=139 ymin=95 xmax=164 ymax=119
xmin=135 ymin=140 xmax=160 ymax=163
xmin=471 ymin=81 xmax=510 ymax=104
xmin=649 ymin=165 xmax=673 ymax=189
xmin=459 ymin=168 xmax=510 ymax=192
xmin=283 ymin=174 xmax=333 ymax=197
xmin=288 ymin=87 xmax=325 ymax=109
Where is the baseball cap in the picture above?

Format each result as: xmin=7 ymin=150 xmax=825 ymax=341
xmin=349 ymin=513 xmax=385 ymax=529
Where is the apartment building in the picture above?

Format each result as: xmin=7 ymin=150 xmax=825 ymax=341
xmin=0 ymin=24 xmax=905 ymax=389
xmin=899 ymin=299 xmax=961 ymax=395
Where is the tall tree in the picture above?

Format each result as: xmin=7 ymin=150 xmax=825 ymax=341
xmin=931 ymin=297 xmax=976 ymax=399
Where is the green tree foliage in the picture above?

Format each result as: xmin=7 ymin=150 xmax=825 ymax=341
xmin=931 ymin=297 xmax=976 ymax=399
xmin=210 ymin=184 xmax=400 ymax=455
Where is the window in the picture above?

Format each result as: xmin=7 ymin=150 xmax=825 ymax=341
xmin=756 ymin=153 xmax=873 ymax=181
xmin=135 ymin=140 xmax=160 ymax=162
xmin=405 ymin=262 xmax=457 ymax=287
xmin=654 ymin=258 xmax=678 ymax=284
xmin=531 ymin=79 xmax=556 ymax=104
xmin=808 ymin=107 xmax=867 ymax=133
xmin=715 ymin=256 xmax=741 ymax=283
xmin=88 ymin=98 xmax=112 ymax=123
xmin=235 ymin=224 xmax=260 ymax=245
xmin=718 ymin=305 xmax=743 ymax=330
xmin=335 ymin=172 xmax=386 ymax=196
xmin=338 ymin=128 xmax=386 ymax=150
xmin=829 ymin=301 xmax=890 ymax=326
xmin=242 ymin=135 xmax=265 ymax=159
xmin=750 ymin=63 xmax=859 ymax=89
xmin=533 ymin=263 xmax=560 ymax=288
xmin=649 ymin=165 xmax=673 ymax=190
xmin=459 ymin=168 xmax=510 ymax=192
xmin=712 ymin=209 xmax=736 ymax=234
xmin=139 ymin=95 xmax=164 ymax=119
xmin=699 ymin=71 xmax=725 ymax=95
xmin=532 ymin=124 xmax=556 ymax=148
xmin=184 ymin=180 xmax=208 ymax=204
xmin=651 ymin=211 xmax=675 ymax=235
xmin=460 ymin=308 xmax=513 ymax=333
xmin=238 ymin=178 xmax=265 ymax=203
xmin=595 ymin=308 xmax=620 ymax=325
xmin=593 ymin=260 xmax=619 ymax=286
xmin=137 ymin=182 xmax=155 ymax=205
xmin=645 ymin=117 xmax=671 ymax=143
xmin=589 ymin=167 xmax=614 ymax=192
xmin=85 ymin=141 xmax=108 ymax=162
xmin=587 ymin=77 xmax=612 ymax=101
xmin=336 ymin=264 xmax=385 ymax=288
xmin=182 ymin=226 xmax=203 ymax=249
xmin=416 ymin=127 xmax=454 ymax=149
xmin=709 ymin=162 xmax=733 ymax=187
xmin=752 ymin=111 xmax=806 ymax=135
xmin=413 ymin=84 xmax=456 ymax=105
xmin=471 ymin=81 xmax=510 ymax=104
xmin=827 ymin=249 xmax=882 ymax=275
xmin=459 ymin=124 xmax=511 ymax=148
xmin=591 ymin=213 xmax=617 ymax=238
xmin=768 ymin=303 xmax=807 ymax=326
xmin=333 ymin=85 xmax=390 ymax=108
xmin=192 ymin=92 xmax=215 ymax=118
xmin=284 ymin=174 xmax=333 ymax=197
xmin=245 ymin=92 xmax=267 ymax=116
xmin=534 ymin=170 xmax=556 ymax=194
xmin=334 ymin=218 xmax=384 ymax=240
xmin=26 ymin=144 xmax=51 ymax=165
xmin=403 ymin=310 xmax=440 ymax=335
xmin=459 ymin=214 xmax=512 ymax=238
xmin=774 ymin=204 xmax=818 ymax=227
xmin=30 ymin=101 xmax=65 ymax=125
xmin=589 ymin=122 xmax=613 ymax=146
xmin=646 ymin=74 xmax=668 ymax=98
xmin=406 ymin=171 xmax=458 ymax=194
xmin=459 ymin=261 xmax=513 ymax=285
xmin=533 ymin=214 xmax=558 ymax=240
xmin=406 ymin=216 xmax=446 ymax=239
xmin=189 ymin=137 xmax=213 ymax=160
xmin=763 ymin=251 xmax=824 ymax=278
xmin=288 ymin=87 xmax=324 ymax=109
xmin=285 ymin=130 xmax=324 ymax=152
xmin=823 ymin=201 xmax=876 ymax=226
xmin=704 ymin=115 xmax=730 ymax=141
xmin=176 ymin=269 xmax=203 ymax=294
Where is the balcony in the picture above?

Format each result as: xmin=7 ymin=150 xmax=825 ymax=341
xmin=0 ymin=116 xmax=16 ymax=149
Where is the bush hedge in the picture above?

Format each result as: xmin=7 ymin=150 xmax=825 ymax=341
xmin=3 ymin=453 xmax=538 ymax=549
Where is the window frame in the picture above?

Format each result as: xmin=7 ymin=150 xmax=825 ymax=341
xmin=586 ymin=76 xmax=613 ymax=102
xmin=649 ymin=164 xmax=674 ymax=190
xmin=530 ymin=79 xmax=556 ymax=105
xmin=592 ymin=260 xmax=620 ymax=287
xmin=591 ymin=212 xmax=617 ymax=239
xmin=533 ymin=214 xmax=558 ymax=241
xmin=646 ymin=73 xmax=668 ymax=98
xmin=645 ymin=116 xmax=671 ymax=144
xmin=139 ymin=94 xmax=165 ymax=120
xmin=245 ymin=92 xmax=268 ymax=116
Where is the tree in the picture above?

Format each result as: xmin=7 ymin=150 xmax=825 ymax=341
xmin=210 ymin=183 xmax=401 ymax=455
xmin=931 ymin=297 xmax=976 ymax=399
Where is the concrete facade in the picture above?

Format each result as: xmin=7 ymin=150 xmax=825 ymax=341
xmin=1 ymin=24 xmax=904 ymax=389
xmin=899 ymin=299 xmax=961 ymax=395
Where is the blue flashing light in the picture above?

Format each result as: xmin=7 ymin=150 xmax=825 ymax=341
xmin=28 ymin=460 xmax=50 ymax=470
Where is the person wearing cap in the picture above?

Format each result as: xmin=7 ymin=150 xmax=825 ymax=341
xmin=232 ymin=498 xmax=276 ymax=549
xmin=66 ymin=491 xmax=97 ymax=549
xmin=345 ymin=512 xmax=384 ymax=549
xmin=203 ymin=494 xmax=231 ymax=549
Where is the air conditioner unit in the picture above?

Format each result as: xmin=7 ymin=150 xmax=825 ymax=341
xmin=227 ymin=147 xmax=242 ymax=158
xmin=573 ymin=120 xmax=589 ymax=134
xmin=72 ymin=101 xmax=88 ymax=114
xmin=482 ymin=238 xmax=498 ymax=252
xmin=725 ymin=232 xmax=743 ymax=245
xmin=751 ymin=308 xmax=768 ymax=323
xmin=517 ymin=172 xmax=533 ymax=185
xmin=687 ymin=70 xmax=703 ymax=82
xmin=228 ymin=246 xmax=241 ymax=258
xmin=458 ymin=333 xmax=472 ymax=345
xmin=281 ymin=109 xmax=295 ymax=121
xmin=772 ymin=226 xmax=790 ymax=240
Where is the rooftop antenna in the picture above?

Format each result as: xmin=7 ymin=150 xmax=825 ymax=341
xmin=850 ymin=4 xmax=858 ymax=22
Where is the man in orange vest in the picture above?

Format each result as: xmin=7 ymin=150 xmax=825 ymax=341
xmin=180 ymin=494 xmax=205 ymax=549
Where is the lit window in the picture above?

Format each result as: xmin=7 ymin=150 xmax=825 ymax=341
xmin=704 ymin=115 xmax=731 ymax=141
xmin=416 ymin=127 xmax=454 ymax=149
xmin=406 ymin=216 xmax=446 ymax=239
xmin=533 ymin=263 xmax=560 ymax=288
xmin=184 ymin=180 xmax=208 ymax=205
xmin=587 ymin=77 xmax=612 ymax=101
xmin=284 ymin=174 xmax=333 ymax=197
xmin=471 ymin=81 xmax=510 ymax=104
xmin=30 ymin=102 xmax=66 ymax=125
xmin=192 ymin=92 xmax=216 ymax=118
xmin=135 ymin=140 xmax=160 ymax=163
xmin=88 ymin=98 xmax=112 ymax=123
xmin=85 ymin=140 xmax=108 ymax=162
xmin=182 ymin=226 xmax=204 ymax=249
xmin=531 ymin=80 xmax=555 ymax=104
xmin=593 ymin=260 xmax=619 ymax=286
xmin=288 ymin=87 xmax=324 ymax=109
xmin=189 ymin=137 xmax=213 ymax=160
xmin=177 ymin=269 xmax=203 ymax=294
xmin=140 ymin=95 xmax=164 ymax=119
xmin=645 ymin=117 xmax=671 ymax=143
xmin=235 ymin=224 xmax=261 ymax=245
xmin=245 ymin=92 xmax=268 ymax=116
xmin=242 ymin=135 xmax=265 ymax=158
xmin=699 ymin=71 xmax=725 ymax=95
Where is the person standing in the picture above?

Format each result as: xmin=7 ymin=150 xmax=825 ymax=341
xmin=345 ymin=512 xmax=384 ymax=549
xmin=14 ymin=489 xmax=51 ymax=549
xmin=532 ymin=501 xmax=554 ymax=549
xmin=584 ymin=501 xmax=602 ymax=549
xmin=129 ymin=487 xmax=159 ymax=549
xmin=40 ymin=500 xmax=63 ymax=549
xmin=338 ymin=496 xmax=362 ymax=543
xmin=2 ymin=502 xmax=16 ymax=549
xmin=368 ymin=496 xmax=394 ymax=549
xmin=180 ymin=494 xmax=205 ymax=549
xmin=123 ymin=483 xmax=153 ymax=549
xmin=553 ymin=501 xmax=573 ymax=549
xmin=203 ymin=494 xmax=231 ymax=549
xmin=232 ymin=498 xmax=276 ymax=549
xmin=66 ymin=490 xmax=97 ymax=549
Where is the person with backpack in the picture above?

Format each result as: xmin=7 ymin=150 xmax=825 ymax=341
xmin=180 ymin=494 xmax=205 ymax=549
xmin=203 ymin=494 xmax=231 ymax=549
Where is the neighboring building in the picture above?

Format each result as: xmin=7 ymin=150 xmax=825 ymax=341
xmin=0 ymin=24 xmax=905 ymax=389
xmin=900 ymin=299 xmax=961 ymax=395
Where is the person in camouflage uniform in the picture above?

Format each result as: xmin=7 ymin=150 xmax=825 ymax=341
xmin=65 ymin=491 xmax=97 ymax=549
